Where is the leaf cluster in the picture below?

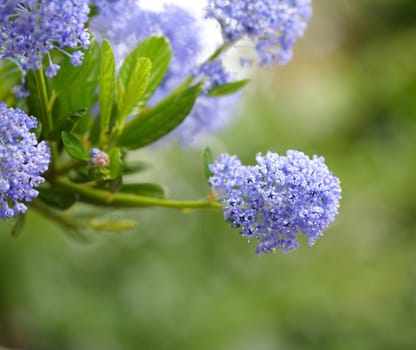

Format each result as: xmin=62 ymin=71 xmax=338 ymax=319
xmin=9 ymin=35 xmax=242 ymax=235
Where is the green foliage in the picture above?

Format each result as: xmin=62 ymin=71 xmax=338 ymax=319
xmin=207 ymin=79 xmax=250 ymax=97
xmin=116 ymin=57 xmax=151 ymax=124
xmin=119 ymin=183 xmax=165 ymax=198
xmin=38 ymin=188 xmax=78 ymax=210
xmin=95 ymin=37 xmax=172 ymax=144
xmin=26 ymin=70 xmax=47 ymax=121
xmin=0 ymin=61 xmax=19 ymax=102
xmin=118 ymin=36 xmax=172 ymax=104
xmin=122 ymin=160 xmax=151 ymax=174
xmin=46 ymin=108 xmax=87 ymax=141
xmin=87 ymin=217 xmax=138 ymax=231
xmin=52 ymin=41 xmax=100 ymax=125
xmin=203 ymin=147 xmax=214 ymax=180
xmin=99 ymin=39 xmax=116 ymax=140
xmin=107 ymin=147 xmax=122 ymax=180
xmin=117 ymin=84 xmax=203 ymax=149
xmin=10 ymin=214 xmax=25 ymax=237
xmin=61 ymin=131 xmax=89 ymax=161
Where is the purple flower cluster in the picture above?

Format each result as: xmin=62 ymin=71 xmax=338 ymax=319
xmin=0 ymin=103 xmax=50 ymax=219
xmin=90 ymin=0 xmax=239 ymax=145
xmin=0 ymin=0 xmax=90 ymax=82
xmin=206 ymin=0 xmax=312 ymax=66
xmin=209 ymin=150 xmax=341 ymax=254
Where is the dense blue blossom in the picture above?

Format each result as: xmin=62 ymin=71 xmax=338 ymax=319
xmin=90 ymin=0 xmax=239 ymax=145
xmin=209 ymin=150 xmax=341 ymax=255
xmin=206 ymin=0 xmax=312 ymax=66
xmin=0 ymin=103 xmax=50 ymax=219
xmin=0 ymin=0 xmax=90 ymax=86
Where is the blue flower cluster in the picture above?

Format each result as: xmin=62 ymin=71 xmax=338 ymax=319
xmin=206 ymin=0 xmax=312 ymax=66
xmin=0 ymin=0 xmax=90 ymax=85
xmin=209 ymin=150 xmax=341 ymax=254
xmin=91 ymin=0 xmax=239 ymax=145
xmin=0 ymin=103 xmax=50 ymax=219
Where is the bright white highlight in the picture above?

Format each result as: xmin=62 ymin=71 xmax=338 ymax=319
xmin=139 ymin=0 xmax=222 ymax=60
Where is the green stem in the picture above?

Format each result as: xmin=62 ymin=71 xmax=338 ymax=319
xmin=30 ymin=199 xmax=138 ymax=237
xmin=34 ymin=68 xmax=59 ymax=171
xmin=54 ymin=159 xmax=83 ymax=176
xmin=206 ymin=41 xmax=233 ymax=62
xmin=47 ymin=89 xmax=58 ymax=114
xmin=34 ymin=68 xmax=53 ymax=133
xmin=56 ymin=178 xmax=223 ymax=211
xmin=30 ymin=199 xmax=86 ymax=231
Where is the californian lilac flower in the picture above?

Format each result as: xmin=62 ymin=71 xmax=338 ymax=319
xmin=0 ymin=103 xmax=51 ymax=219
xmin=209 ymin=150 xmax=341 ymax=255
xmin=89 ymin=148 xmax=109 ymax=167
xmin=0 ymin=0 xmax=90 ymax=86
xmin=90 ymin=1 xmax=239 ymax=145
xmin=206 ymin=0 xmax=312 ymax=66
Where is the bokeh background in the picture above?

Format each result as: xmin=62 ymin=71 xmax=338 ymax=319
xmin=1 ymin=0 xmax=416 ymax=348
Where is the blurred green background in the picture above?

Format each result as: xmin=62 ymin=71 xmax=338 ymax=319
xmin=2 ymin=0 xmax=416 ymax=348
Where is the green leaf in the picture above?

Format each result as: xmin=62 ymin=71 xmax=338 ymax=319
xmin=118 ymin=36 xmax=172 ymax=102
xmin=52 ymin=40 xmax=100 ymax=96
xmin=99 ymin=39 xmax=116 ymax=139
xmin=0 ymin=60 xmax=20 ymax=102
xmin=107 ymin=147 xmax=122 ymax=180
xmin=52 ymin=41 xmax=100 ymax=131
xmin=117 ymin=83 xmax=203 ymax=149
xmin=46 ymin=108 xmax=87 ymax=141
xmin=122 ymin=161 xmax=151 ymax=174
xmin=26 ymin=70 xmax=45 ymax=121
xmin=119 ymin=183 xmax=165 ymax=198
xmin=38 ymin=188 xmax=78 ymax=210
xmin=62 ymin=131 xmax=90 ymax=161
xmin=68 ymin=167 xmax=91 ymax=184
xmin=88 ymin=218 xmax=137 ymax=232
xmin=207 ymin=79 xmax=250 ymax=97
xmin=11 ymin=214 xmax=25 ymax=237
xmin=203 ymin=147 xmax=214 ymax=180
xmin=66 ymin=207 xmax=137 ymax=233
xmin=117 ymin=57 xmax=151 ymax=122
